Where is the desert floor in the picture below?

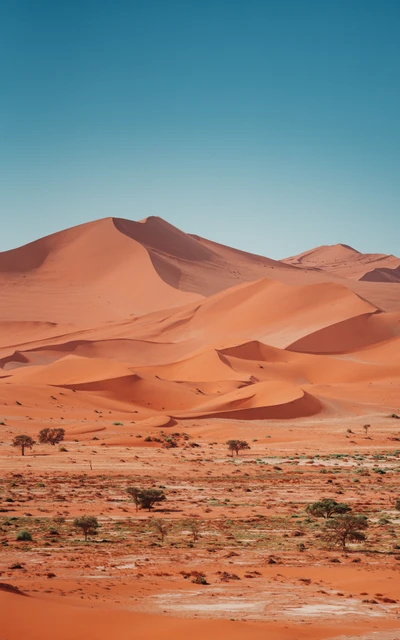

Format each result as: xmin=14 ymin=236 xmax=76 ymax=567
xmin=1 ymin=411 xmax=400 ymax=639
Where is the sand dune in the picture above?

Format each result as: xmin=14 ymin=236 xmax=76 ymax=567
xmin=286 ymin=311 xmax=398 ymax=354
xmin=283 ymin=243 xmax=400 ymax=282
xmin=122 ymin=277 xmax=378 ymax=350
xmin=0 ymin=215 xmax=399 ymax=423
xmin=0 ymin=218 xmax=202 ymax=324
xmin=173 ymin=380 xmax=322 ymax=420
xmin=360 ymin=265 xmax=400 ymax=283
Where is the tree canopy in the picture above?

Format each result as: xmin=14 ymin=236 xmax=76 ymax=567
xmin=39 ymin=427 xmax=65 ymax=446
xmin=323 ymin=514 xmax=368 ymax=551
xmin=12 ymin=435 xmax=35 ymax=456
xmin=306 ymin=498 xmax=351 ymax=519
xmin=73 ymin=515 xmax=100 ymax=541
xmin=126 ymin=487 xmax=166 ymax=511
xmin=226 ymin=440 xmax=250 ymax=456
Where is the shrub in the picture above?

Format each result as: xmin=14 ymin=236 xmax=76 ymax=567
xmin=16 ymin=530 xmax=32 ymax=541
xmin=126 ymin=487 xmax=166 ymax=511
xmin=182 ymin=570 xmax=208 ymax=584
xmin=192 ymin=574 xmax=208 ymax=585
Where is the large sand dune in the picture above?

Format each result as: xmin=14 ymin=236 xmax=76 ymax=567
xmin=1 ymin=216 xmax=399 ymax=422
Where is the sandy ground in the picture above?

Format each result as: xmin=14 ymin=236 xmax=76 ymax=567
xmin=1 ymin=217 xmax=400 ymax=639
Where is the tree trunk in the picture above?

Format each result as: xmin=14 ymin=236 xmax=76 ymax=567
xmin=21 ymin=446 xmax=25 ymax=456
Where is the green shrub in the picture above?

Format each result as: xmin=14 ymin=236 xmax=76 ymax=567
xmin=16 ymin=530 xmax=32 ymax=541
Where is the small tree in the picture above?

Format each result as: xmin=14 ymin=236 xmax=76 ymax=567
xmin=306 ymin=498 xmax=352 ymax=519
xmin=186 ymin=518 xmax=202 ymax=544
xmin=323 ymin=514 xmax=368 ymax=551
xmin=127 ymin=487 xmax=166 ymax=512
xmin=226 ymin=440 xmax=250 ymax=456
xmin=12 ymin=435 xmax=35 ymax=456
xmin=73 ymin=515 xmax=99 ymax=541
xmin=39 ymin=427 xmax=65 ymax=446
xmin=152 ymin=518 xmax=169 ymax=543
xmin=363 ymin=424 xmax=370 ymax=436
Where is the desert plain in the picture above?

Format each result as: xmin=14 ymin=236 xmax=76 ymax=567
xmin=1 ymin=216 xmax=400 ymax=639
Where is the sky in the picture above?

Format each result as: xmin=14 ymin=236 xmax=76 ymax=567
xmin=0 ymin=0 xmax=399 ymax=259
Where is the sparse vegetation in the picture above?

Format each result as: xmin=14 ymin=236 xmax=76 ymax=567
xmin=1 ymin=437 xmax=399 ymax=623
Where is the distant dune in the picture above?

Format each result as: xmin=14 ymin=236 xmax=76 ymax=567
xmin=282 ymin=242 xmax=400 ymax=282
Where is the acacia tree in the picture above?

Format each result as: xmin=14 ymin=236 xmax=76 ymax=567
xmin=126 ymin=487 xmax=166 ymax=512
xmin=363 ymin=424 xmax=370 ymax=436
xmin=73 ymin=515 xmax=99 ymax=541
xmin=12 ymin=435 xmax=35 ymax=456
xmin=306 ymin=499 xmax=351 ymax=519
xmin=152 ymin=518 xmax=169 ymax=543
xmin=126 ymin=487 xmax=141 ymax=511
xmin=226 ymin=440 xmax=250 ymax=456
xmin=39 ymin=427 xmax=65 ymax=446
xmin=323 ymin=514 xmax=368 ymax=551
xmin=186 ymin=518 xmax=202 ymax=544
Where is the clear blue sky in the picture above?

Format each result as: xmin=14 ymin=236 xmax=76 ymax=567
xmin=0 ymin=0 xmax=399 ymax=258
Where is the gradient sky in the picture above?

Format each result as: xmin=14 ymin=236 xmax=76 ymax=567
xmin=1 ymin=0 xmax=399 ymax=259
